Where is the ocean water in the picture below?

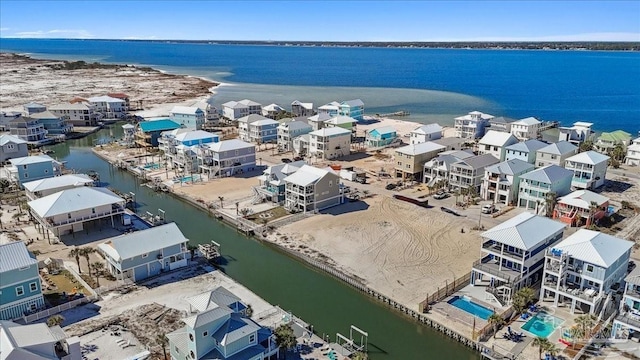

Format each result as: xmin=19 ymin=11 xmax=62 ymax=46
xmin=1 ymin=38 xmax=639 ymax=132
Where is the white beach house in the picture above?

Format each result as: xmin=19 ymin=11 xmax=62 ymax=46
xmin=23 ymin=173 xmax=94 ymax=200
xmin=87 ymin=95 xmax=127 ymax=119
xmin=291 ymin=100 xmax=314 ymax=117
xmin=626 ymin=137 xmax=640 ymax=166
xmin=541 ymin=230 xmax=633 ymax=314
xmin=558 ymin=122 xmax=594 ymax=146
xmin=510 ymin=117 xmax=542 ymax=141
xmin=0 ymin=320 xmax=82 ymax=359
xmin=49 ymin=102 xmax=101 ymax=126
xmin=277 ymin=120 xmax=313 ymax=152
xmin=535 ymin=141 xmax=578 ymax=168
xmin=481 ymin=159 xmax=534 ymax=205
xmin=309 ymin=127 xmax=351 ymax=160
xmin=454 ymin=111 xmax=494 ymax=139
xmin=284 ymin=165 xmax=342 ymax=213
xmin=471 ymin=212 xmax=566 ymax=305
xmin=504 ymin=139 xmax=548 ymax=164
xmin=410 ymin=124 xmax=443 ymax=144
xmin=564 ymin=150 xmax=610 ymax=190
xmin=423 ymin=150 xmax=475 ymax=187
xmin=262 ymin=103 xmax=285 ymax=119
xmin=477 ymin=130 xmax=519 ymax=161
xmin=448 ymin=153 xmax=500 ymax=194
xmin=197 ymin=139 xmax=256 ymax=178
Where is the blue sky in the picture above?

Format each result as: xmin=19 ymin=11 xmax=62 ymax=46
xmin=1 ymin=1 xmax=639 ymax=41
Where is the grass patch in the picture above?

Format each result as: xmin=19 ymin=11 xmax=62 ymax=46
xmin=246 ymin=206 xmax=289 ymax=224
xmin=42 ymin=270 xmax=89 ymax=301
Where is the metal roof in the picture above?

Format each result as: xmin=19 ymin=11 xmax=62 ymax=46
xmin=284 ymin=165 xmax=333 ymax=186
xmin=309 ymin=127 xmax=351 ymax=137
xmin=251 ymin=119 xmax=279 ymax=126
xmin=412 ymin=124 xmax=442 ymax=134
xmin=482 ymin=212 xmax=565 ymax=250
xmin=238 ymin=99 xmax=262 ymax=106
xmin=557 ymin=190 xmax=609 ymax=209
xmin=565 ymin=150 xmax=610 ymax=165
xmin=0 ymin=134 xmax=27 ymax=146
xmin=173 ymin=130 xmax=218 ymax=143
xmin=479 ymin=130 xmax=518 ymax=147
xmin=97 ymin=223 xmax=187 ymax=261
xmin=396 ymin=141 xmax=445 ymax=156
xmin=9 ymin=154 xmax=57 ymax=166
xmin=187 ymin=286 xmax=242 ymax=312
xmin=279 ymin=120 xmax=312 ymax=132
xmin=341 ymin=99 xmax=364 ymax=107
xmin=598 ymin=130 xmax=632 ymax=143
xmin=455 ymin=111 xmax=494 ymax=121
xmin=262 ymin=103 xmax=284 ymax=112
xmin=485 ymin=159 xmax=534 ymax=176
xmin=237 ymin=114 xmax=269 ymax=124
xmin=519 ymin=165 xmax=574 ymax=183
xmin=505 ymin=139 xmax=548 ymax=153
xmin=28 ymin=187 xmax=124 ymax=218
xmin=324 ymin=116 xmax=357 ymax=125
xmin=28 ymin=111 xmax=60 ymax=120
xmin=0 ymin=320 xmax=69 ymax=359
xmin=212 ymin=313 xmax=261 ymax=346
xmin=0 ymin=242 xmax=37 ymax=273
xmin=221 ymin=100 xmax=246 ymax=109
xmin=551 ymin=229 xmax=633 ymax=268
xmin=138 ymin=119 xmax=181 ymax=133
xmin=291 ymin=100 xmax=313 ymax=109
xmin=513 ymin=117 xmax=541 ymax=126
xmin=170 ymin=106 xmax=203 ymax=115
xmin=49 ymin=102 xmax=93 ymax=110
xmin=87 ymin=95 xmax=124 ymax=103
xmin=454 ymin=153 xmax=500 ymax=170
xmin=183 ymin=305 xmax=233 ymax=329
xmin=368 ymin=126 xmax=397 ymax=136
xmin=23 ymin=174 xmax=94 ymax=193
xmin=537 ymin=141 xmax=577 ymax=155
xmin=307 ymin=113 xmax=332 ymax=122
xmin=206 ymin=139 xmax=254 ymax=152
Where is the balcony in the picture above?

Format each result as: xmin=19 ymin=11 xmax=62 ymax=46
xmin=47 ymin=206 xmax=125 ymax=227
xmin=473 ymin=258 xmax=522 ymax=284
xmin=481 ymin=243 xmax=524 ymax=260
xmin=616 ymin=313 xmax=640 ymax=331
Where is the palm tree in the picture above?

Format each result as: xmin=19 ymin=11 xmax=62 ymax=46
xmin=80 ymin=247 xmax=95 ymax=273
xmin=352 ymin=351 xmax=368 ymax=360
xmin=609 ymin=143 xmax=626 ymax=162
xmin=274 ymin=323 xmax=297 ymax=359
xmin=588 ymin=200 xmax=599 ymax=226
xmin=46 ymin=314 xmax=65 ymax=327
xmin=239 ymin=208 xmax=251 ymax=218
xmin=487 ymin=313 xmax=504 ymax=339
xmin=218 ymin=196 xmax=224 ymax=209
xmin=68 ymin=248 xmax=82 ymax=274
xmin=544 ymin=192 xmax=557 ymax=218
xmin=156 ymin=333 xmax=169 ymax=360
xmin=575 ymin=314 xmax=597 ymax=338
xmin=545 ymin=343 xmax=559 ymax=358
xmin=91 ymin=262 xmax=104 ymax=287
xmin=532 ymin=336 xmax=552 ymax=360
xmin=245 ymin=304 xmax=253 ymax=318
xmin=512 ymin=287 xmax=536 ymax=316
xmin=579 ymin=140 xmax=593 ymax=153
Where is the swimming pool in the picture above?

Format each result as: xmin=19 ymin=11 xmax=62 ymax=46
xmin=447 ymin=296 xmax=494 ymax=320
xmin=521 ymin=312 xmax=564 ymax=338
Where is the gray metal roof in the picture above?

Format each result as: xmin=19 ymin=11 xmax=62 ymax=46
xmin=479 ymin=130 xmax=518 ymax=147
xmin=206 ymin=139 xmax=255 ymax=152
xmin=537 ymin=141 xmax=577 ymax=155
xmin=212 ymin=313 xmax=261 ymax=346
xmin=28 ymin=111 xmax=60 ymax=120
xmin=9 ymin=155 xmax=57 ymax=166
xmin=565 ymin=150 xmax=610 ymax=165
xmin=412 ymin=124 xmax=442 ymax=134
xmin=0 ymin=320 xmax=68 ymax=359
xmin=396 ymin=141 xmax=445 ymax=156
xmin=187 ymin=286 xmax=242 ymax=312
xmin=551 ymin=229 xmax=633 ymax=268
xmin=0 ymin=134 xmax=26 ymax=146
xmin=22 ymin=174 xmax=94 ymax=193
xmin=519 ymin=165 xmax=574 ymax=183
xmin=28 ymin=187 xmax=124 ymax=218
xmin=0 ymin=242 xmax=37 ymax=273
xmin=97 ymin=223 xmax=187 ymax=261
xmin=454 ymin=153 xmax=499 ymax=170
xmin=505 ymin=139 xmax=548 ymax=153
xmin=482 ymin=212 xmax=565 ymax=250
xmin=279 ymin=120 xmax=312 ymax=132
xmin=237 ymin=114 xmax=268 ymax=124
xmin=341 ymin=99 xmax=364 ymax=107
xmin=183 ymin=305 xmax=233 ymax=329
xmin=485 ymin=159 xmax=534 ymax=176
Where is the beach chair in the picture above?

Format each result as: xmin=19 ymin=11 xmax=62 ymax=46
xmin=119 ymin=340 xmax=130 ymax=348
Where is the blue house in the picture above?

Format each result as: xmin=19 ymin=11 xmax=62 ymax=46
xmin=136 ymin=119 xmax=182 ymax=147
xmin=170 ymin=106 xmax=205 ymax=130
xmin=8 ymin=155 xmax=61 ymax=186
xmin=97 ymin=222 xmax=190 ymax=282
xmin=167 ymin=286 xmax=278 ymax=360
xmin=30 ymin=110 xmax=73 ymax=135
xmin=0 ymin=242 xmax=45 ymax=320
xmin=248 ymin=118 xmax=279 ymax=144
xmin=339 ymin=99 xmax=365 ymax=121
xmin=365 ymin=126 xmax=397 ymax=147
xmin=256 ymin=160 xmax=306 ymax=203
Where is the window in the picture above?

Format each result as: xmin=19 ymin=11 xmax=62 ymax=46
xmin=189 ymin=333 xmax=194 ymax=342
xmin=44 ymin=169 xmax=49 ymax=173
xmin=29 ymin=282 xmax=37 ymax=292
xmin=586 ymin=264 xmax=594 ymax=272
xmin=16 ymin=286 xmax=24 ymax=296
xmin=30 ymin=303 xmax=37 ymax=311
xmin=329 ymin=180 xmax=333 ymax=187
xmin=203 ymin=331 xmax=208 ymax=337
xmin=249 ymin=334 xmax=255 ymax=342
xmin=92 ymin=208 xmax=96 ymax=214
xmin=24 ymin=173 xmax=28 ymax=178
xmin=175 ymin=346 xmax=179 ymax=353
xmin=142 ymin=253 xmax=148 ymax=258
xmin=190 ymin=351 xmax=195 ymax=359
xmin=23 ymin=165 xmax=27 ymax=170
xmin=68 ymin=213 xmax=72 ymax=219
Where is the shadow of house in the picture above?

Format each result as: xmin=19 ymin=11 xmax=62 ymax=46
xmin=601 ymin=179 xmax=634 ymax=194
xmin=319 ymin=200 xmax=370 ymax=216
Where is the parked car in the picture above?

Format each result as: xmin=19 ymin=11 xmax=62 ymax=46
xmin=293 ymin=156 xmax=303 ymax=161
xmin=481 ymin=204 xmax=497 ymax=214
xmin=281 ymin=158 xmax=292 ymax=163
xmin=355 ymin=176 xmax=367 ymax=184
xmin=433 ymin=192 xmax=449 ymax=200
xmin=385 ymin=183 xmax=397 ymax=190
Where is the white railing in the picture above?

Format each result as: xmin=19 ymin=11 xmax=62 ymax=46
xmin=49 ymin=208 xmax=124 ymax=226
xmin=20 ymin=295 xmax=99 ymax=323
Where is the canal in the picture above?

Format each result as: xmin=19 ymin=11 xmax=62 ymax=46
xmin=48 ymin=125 xmax=481 ymax=360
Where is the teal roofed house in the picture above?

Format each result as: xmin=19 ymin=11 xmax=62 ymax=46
xmin=366 ymin=126 xmax=397 ymax=147
xmin=594 ymin=130 xmax=632 ymax=153
xmin=0 ymin=242 xmax=45 ymax=320
xmin=135 ymin=119 xmax=181 ymax=147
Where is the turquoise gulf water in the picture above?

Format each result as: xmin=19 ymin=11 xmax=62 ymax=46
xmin=1 ymin=39 xmax=639 ymax=132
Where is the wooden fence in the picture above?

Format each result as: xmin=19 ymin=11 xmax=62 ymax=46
xmin=418 ymin=272 xmax=472 ymax=313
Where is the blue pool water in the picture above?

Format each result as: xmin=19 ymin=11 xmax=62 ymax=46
xmin=448 ymin=296 xmax=494 ymax=320
xmin=521 ymin=312 xmax=563 ymax=338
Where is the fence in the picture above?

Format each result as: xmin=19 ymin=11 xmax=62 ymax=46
xmin=94 ymin=278 xmax=135 ymax=295
xmin=21 ymin=294 xmax=99 ymax=323
xmin=418 ymin=272 xmax=472 ymax=312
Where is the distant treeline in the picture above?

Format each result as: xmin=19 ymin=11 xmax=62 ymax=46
xmin=106 ymin=39 xmax=640 ymax=51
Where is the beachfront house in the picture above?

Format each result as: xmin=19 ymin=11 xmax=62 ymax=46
xmin=626 ymin=137 xmax=640 ymax=166
xmin=365 ymin=126 xmax=397 ymax=148
xmin=262 ymin=103 xmax=285 ymax=119
xmin=454 ymin=111 xmax=494 ymax=139
xmin=28 ymin=187 xmax=125 ymax=237
xmin=410 ymin=124 xmax=443 ymax=145
xmin=504 ymin=139 xmax=548 ymax=164
xmin=159 ymin=129 xmax=219 ymax=172
xmin=0 ymin=242 xmax=45 ymax=320
xmin=291 ymin=100 xmax=314 ymax=117
xmin=6 ymin=155 xmax=61 ymax=185
xmin=307 ymin=113 xmax=332 ymax=131
xmin=167 ymin=287 xmax=278 ymax=360
xmin=9 ymin=117 xmax=47 ymax=143
xmin=510 ymin=117 xmax=542 ymax=141
xmin=98 ymin=223 xmax=189 ymax=282
xmin=23 ymin=173 xmax=94 ymax=200
xmin=23 ymin=102 xmax=47 ymax=115
xmin=29 ymin=110 xmax=73 ymax=135
xmin=309 ymin=127 xmax=351 ymax=160
xmin=541 ymin=230 xmax=633 ymax=315
xmin=318 ymin=101 xmax=341 ymax=117
xmin=535 ymin=141 xmax=578 ymax=168
xmin=339 ymin=99 xmax=364 ymax=121
xmin=481 ymin=159 xmax=534 ymax=205
xmin=197 ymin=139 xmax=256 ymax=178
xmin=471 ymin=212 xmax=566 ymax=305
xmin=49 ymin=102 xmax=101 ymax=126
xmin=0 ymin=320 xmax=82 ymax=359
xmin=87 ymin=95 xmax=127 ymax=119
xmin=488 ymin=116 xmax=518 ymax=133
xmin=255 ymin=161 xmax=306 ymax=204
xmin=221 ymin=101 xmax=249 ymax=121
xmin=248 ymin=118 xmax=279 ymax=145
xmin=284 ymin=165 xmax=342 ymax=213
xmin=395 ymin=141 xmax=446 ymax=181
xmin=611 ymin=269 xmax=640 ymax=340
xmin=477 ymin=130 xmax=519 ymax=161
xmin=564 ymin=150 xmax=610 ymax=190
xmin=553 ymin=190 xmax=609 ymax=227
xmin=135 ymin=119 xmax=182 ymax=148
xmin=517 ymin=165 xmax=574 ymax=213
xmin=432 ymin=137 xmax=467 ymax=152
xmin=238 ymin=114 xmax=267 ymax=142
xmin=324 ymin=115 xmax=358 ymax=139
xmin=423 ymin=150 xmax=475 ymax=188
xmin=107 ymin=92 xmax=130 ymax=109
xmin=558 ymin=122 xmax=594 ymax=146
xmin=0 ymin=134 xmax=28 ymax=163
xmin=448 ymin=153 xmax=500 ymax=194
xmin=277 ymin=120 xmax=313 ymax=152
xmin=594 ymin=130 xmax=632 ymax=154
xmin=170 ymin=106 xmax=205 ymax=130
